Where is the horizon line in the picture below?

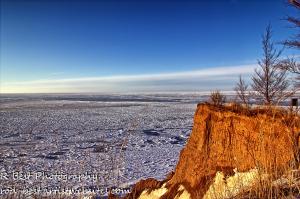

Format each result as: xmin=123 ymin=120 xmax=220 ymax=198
xmin=1 ymin=64 xmax=257 ymax=93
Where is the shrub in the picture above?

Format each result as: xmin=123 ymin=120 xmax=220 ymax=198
xmin=210 ymin=90 xmax=226 ymax=106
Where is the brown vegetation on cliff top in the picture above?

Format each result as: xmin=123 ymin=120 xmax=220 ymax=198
xmin=123 ymin=103 xmax=300 ymax=199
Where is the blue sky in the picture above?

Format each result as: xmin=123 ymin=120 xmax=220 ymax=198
xmin=1 ymin=0 xmax=299 ymax=93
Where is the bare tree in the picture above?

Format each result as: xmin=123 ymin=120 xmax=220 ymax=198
xmin=283 ymin=0 xmax=300 ymax=49
xmin=278 ymin=57 xmax=300 ymax=88
xmin=251 ymin=24 xmax=292 ymax=105
xmin=278 ymin=0 xmax=300 ymax=89
xmin=234 ymin=75 xmax=250 ymax=106
xmin=279 ymin=57 xmax=300 ymax=75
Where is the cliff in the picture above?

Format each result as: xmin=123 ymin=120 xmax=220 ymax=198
xmin=122 ymin=104 xmax=300 ymax=199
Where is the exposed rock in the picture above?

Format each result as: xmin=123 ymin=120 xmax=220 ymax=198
xmin=122 ymin=172 xmax=174 ymax=199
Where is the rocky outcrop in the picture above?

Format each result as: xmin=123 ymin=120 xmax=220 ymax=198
xmin=123 ymin=104 xmax=300 ymax=199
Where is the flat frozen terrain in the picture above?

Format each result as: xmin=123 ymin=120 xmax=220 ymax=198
xmin=0 ymin=93 xmax=203 ymax=195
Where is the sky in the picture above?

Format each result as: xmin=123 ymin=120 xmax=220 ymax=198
xmin=1 ymin=0 xmax=299 ymax=93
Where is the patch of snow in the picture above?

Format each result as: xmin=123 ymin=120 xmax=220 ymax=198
xmin=138 ymin=183 xmax=168 ymax=199
xmin=175 ymin=185 xmax=191 ymax=199
xmin=204 ymin=168 xmax=260 ymax=199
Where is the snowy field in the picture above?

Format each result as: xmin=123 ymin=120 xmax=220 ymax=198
xmin=0 ymin=93 xmax=207 ymax=195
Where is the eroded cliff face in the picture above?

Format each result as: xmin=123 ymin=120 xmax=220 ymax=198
xmin=123 ymin=104 xmax=300 ymax=199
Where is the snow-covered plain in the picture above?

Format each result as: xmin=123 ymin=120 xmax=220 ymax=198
xmin=0 ymin=93 xmax=205 ymax=196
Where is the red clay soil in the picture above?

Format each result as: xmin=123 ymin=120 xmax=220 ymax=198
xmin=123 ymin=104 xmax=300 ymax=199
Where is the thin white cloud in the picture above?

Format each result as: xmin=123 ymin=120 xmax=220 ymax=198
xmin=6 ymin=64 xmax=256 ymax=85
xmin=1 ymin=64 xmax=257 ymax=93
